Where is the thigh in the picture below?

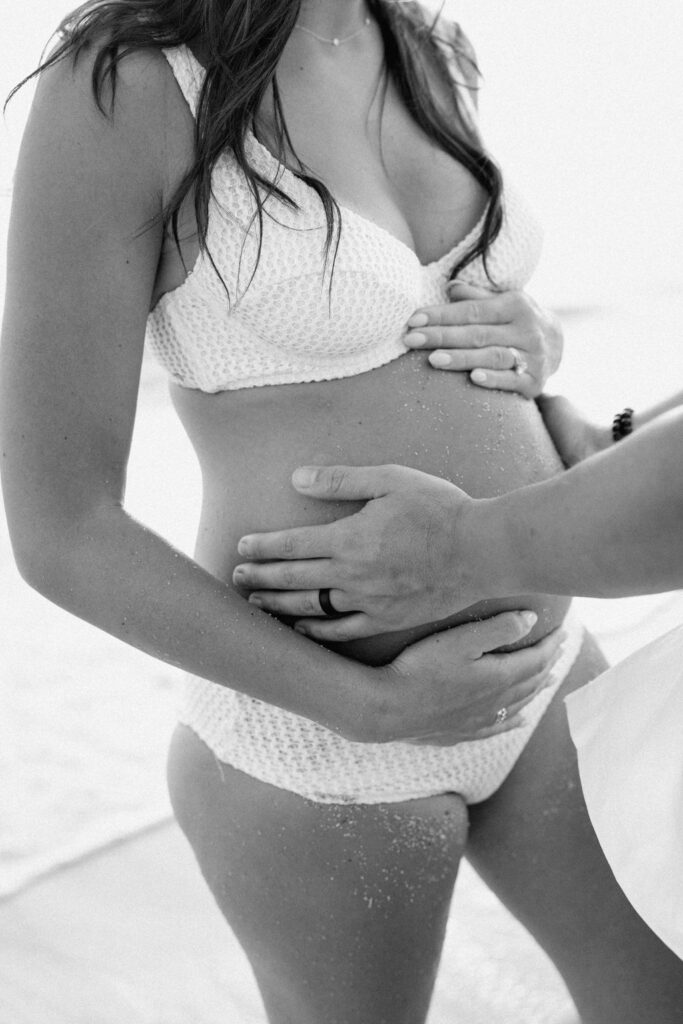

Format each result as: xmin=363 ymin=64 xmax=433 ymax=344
xmin=167 ymin=724 xmax=469 ymax=1024
xmin=467 ymin=632 xmax=683 ymax=1024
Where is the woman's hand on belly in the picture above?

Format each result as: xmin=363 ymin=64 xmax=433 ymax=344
xmin=366 ymin=612 xmax=564 ymax=745
xmin=404 ymin=284 xmax=563 ymax=398
xmin=234 ymin=463 xmax=500 ymax=638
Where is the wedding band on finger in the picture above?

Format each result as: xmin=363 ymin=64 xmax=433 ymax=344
xmin=509 ymin=347 xmax=528 ymax=376
xmin=318 ymin=588 xmax=340 ymax=618
xmin=495 ymin=706 xmax=508 ymax=725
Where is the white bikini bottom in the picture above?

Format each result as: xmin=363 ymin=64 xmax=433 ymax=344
xmin=178 ymin=612 xmax=585 ymax=805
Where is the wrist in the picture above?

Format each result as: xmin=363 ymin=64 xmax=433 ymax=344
xmin=451 ymin=495 xmax=515 ymax=603
xmin=590 ymin=421 xmax=614 ymax=456
xmin=324 ymin=662 xmax=392 ymax=744
xmin=477 ymin=493 xmax=534 ymax=597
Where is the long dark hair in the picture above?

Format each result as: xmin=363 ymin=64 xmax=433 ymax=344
xmin=9 ymin=0 xmax=503 ymax=290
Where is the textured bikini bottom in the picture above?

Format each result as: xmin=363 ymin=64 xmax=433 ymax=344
xmin=178 ymin=612 xmax=584 ymax=805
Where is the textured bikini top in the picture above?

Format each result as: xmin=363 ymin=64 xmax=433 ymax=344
xmin=146 ymin=42 xmax=543 ymax=393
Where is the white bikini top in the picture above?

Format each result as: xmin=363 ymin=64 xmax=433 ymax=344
xmin=146 ymin=42 xmax=543 ymax=393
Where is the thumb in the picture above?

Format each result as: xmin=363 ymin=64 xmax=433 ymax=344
xmin=458 ymin=610 xmax=538 ymax=658
xmin=291 ymin=464 xmax=406 ymax=501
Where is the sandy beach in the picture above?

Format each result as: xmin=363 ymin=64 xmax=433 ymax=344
xmin=2 ymin=1 xmax=683 ymax=1020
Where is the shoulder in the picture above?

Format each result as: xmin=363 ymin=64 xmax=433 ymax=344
xmin=402 ymin=4 xmax=480 ymax=108
xmin=28 ymin=42 xmax=194 ymax=199
xmin=401 ymin=3 xmax=479 ymax=85
xmin=428 ymin=10 xmax=480 ymax=91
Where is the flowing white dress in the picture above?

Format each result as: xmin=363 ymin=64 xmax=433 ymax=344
xmin=565 ymin=623 xmax=683 ymax=959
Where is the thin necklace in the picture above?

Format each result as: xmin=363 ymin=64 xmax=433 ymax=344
xmin=294 ymin=16 xmax=372 ymax=47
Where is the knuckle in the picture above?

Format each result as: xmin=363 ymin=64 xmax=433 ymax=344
xmin=466 ymin=301 xmax=482 ymax=324
xmin=329 ymin=622 xmax=352 ymax=643
xmin=326 ymin=467 xmax=347 ymax=495
xmin=303 ymin=593 xmax=320 ymax=614
xmin=280 ymin=565 xmax=301 ymax=588
xmin=491 ymin=347 xmax=508 ymax=370
xmin=442 ymin=350 xmax=465 ymax=369
xmin=280 ymin=533 xmax=296 ymax=557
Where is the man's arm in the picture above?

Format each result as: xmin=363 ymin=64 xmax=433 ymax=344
xmin=474 ymin=403 xmax=683 ymax=599
xmin=235 ymin=399 xmax=683 ymax=640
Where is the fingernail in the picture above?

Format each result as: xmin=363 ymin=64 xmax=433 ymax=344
xmin=520 ymin=611 xmax=538 ymax=629
xmin=404 ymin=331 xmax=426 ymax=346
xmin=248 ymin=595 xmax=262 ymax=607
xmin=406 ymin=312 xmax=429 ymax=328
xmin=471 ymin=369 xmax=487 ymax=384
xmin=294 ymin=624 xmax=308 ymax=635
xmin=429 ymin=352 xmax=450 ymax=367
xmin=237 ymin=537 xmax=252 ymax=556
xmin=292 ymin=467 xmax=317 ymax=488
xmin=232 ymin=566 xmax=246 ymax=582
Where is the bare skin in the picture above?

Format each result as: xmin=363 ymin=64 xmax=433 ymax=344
xmin=167 ymin=20 xmax=683 ymax=1021
xmin=2 ymin=3 xmax=682 ymax=1023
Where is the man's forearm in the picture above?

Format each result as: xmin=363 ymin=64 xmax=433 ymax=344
xmin=474 ymin=407 xmax=683 ymax=599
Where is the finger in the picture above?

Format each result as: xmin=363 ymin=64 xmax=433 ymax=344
xmin=502 ymin=647 xmax=565 ymax=706
xmin=469 ymin=368 xmax=538 ymax=397
xmin=468 ymin=711 xmax=528 ymax=742
xmin=289 ymin=464 xmax=406 ymax=502
xmin=406 ymin=297 xmax=513 ymax=332
xmin=409 ymin=710 xmax=527 ymax=746
xmin=237 ymin=524 xmax=340 ymax=561
xmin=425 ymin=346 xmax=527 ymax=372
xmin=248 ymin=587 xmax=351 ymax=617
xmin=482 ymin=626 xmax=565 ymax=682
xmin=232 ymin=558 xmax=334 ymax=592
xmin=443 ymin=610 xmax=539 ymax=660
xmin=293 ymin=612 xmax=377 ymax=642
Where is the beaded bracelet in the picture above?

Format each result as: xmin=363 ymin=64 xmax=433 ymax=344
xmin=612 ymin=407 xmax=634 ymax=442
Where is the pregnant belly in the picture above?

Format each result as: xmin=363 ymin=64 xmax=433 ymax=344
xmin=172 ymin=351 xmax=571 ymax=666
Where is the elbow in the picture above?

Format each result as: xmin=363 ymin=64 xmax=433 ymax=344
xmin=4 ymin=499 xmax=107 ymax=605
xmin=7 ymin=523 xmax=77 ymax=602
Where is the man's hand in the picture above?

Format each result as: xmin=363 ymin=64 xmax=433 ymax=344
xmin=233 ymin=464 xmax=488 ymax=641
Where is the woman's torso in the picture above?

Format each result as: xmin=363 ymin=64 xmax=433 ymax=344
xmin=148 ymin=19 xmax=571 ymax=666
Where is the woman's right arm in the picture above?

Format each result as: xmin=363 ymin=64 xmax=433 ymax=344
xmin=0 ymin=49 xmax=554 ymax=745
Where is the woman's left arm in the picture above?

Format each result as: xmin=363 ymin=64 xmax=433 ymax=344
xmin=404 ymin=282 xmax=563 ymax=398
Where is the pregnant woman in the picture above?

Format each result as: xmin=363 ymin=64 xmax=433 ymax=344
xmin=2 ymin=1 xmax=681 ymax=1021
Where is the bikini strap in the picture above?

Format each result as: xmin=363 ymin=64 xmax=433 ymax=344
xmin=161 ymin=44 xmax=205 ymax=119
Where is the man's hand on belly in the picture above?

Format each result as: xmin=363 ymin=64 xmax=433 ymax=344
xmin=232 ymin=463 xmax=508 ymax=641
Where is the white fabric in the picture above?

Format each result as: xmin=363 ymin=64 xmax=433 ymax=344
xmin=180 ymin=616 xmax=584 ymax=805
xmin=146 ymin=44 xmax=543 ymax=392
xmin=565 ymin=624 xmax=683 ymax=959
xmin=155 ymin=34 xmax=562 ymax=805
